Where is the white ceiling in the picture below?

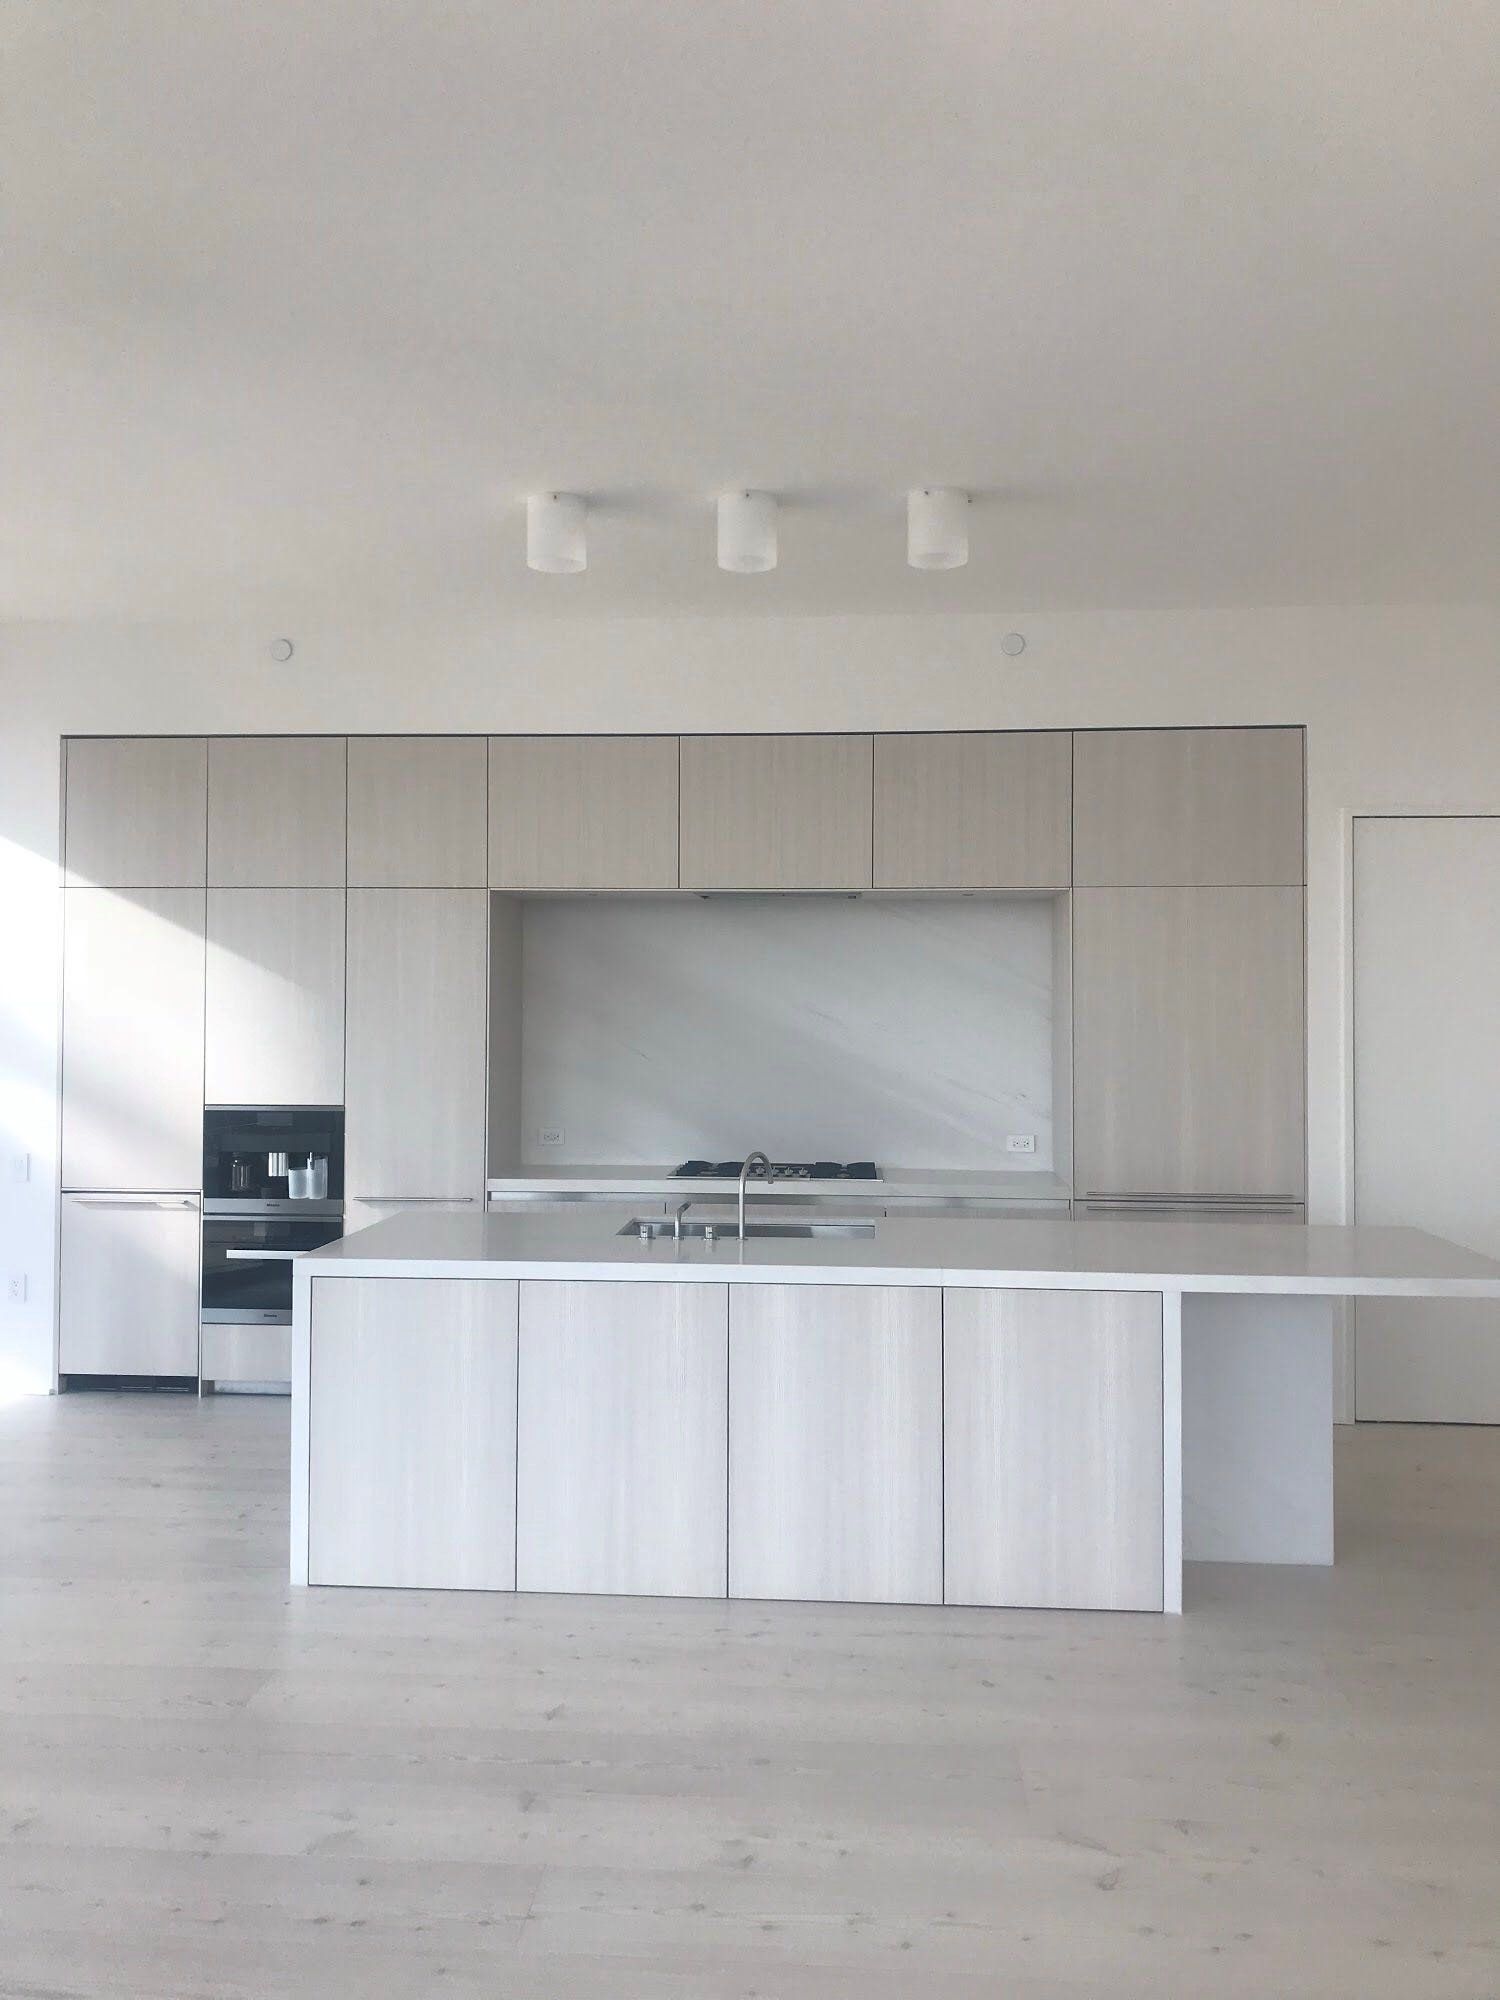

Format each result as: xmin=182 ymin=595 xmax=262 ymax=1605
xmin=5 ymin=1 xmax=1498 ymax=619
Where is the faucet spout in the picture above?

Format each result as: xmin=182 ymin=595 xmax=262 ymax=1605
xmin=738 ymin=1152 xmax=773 ymax=1239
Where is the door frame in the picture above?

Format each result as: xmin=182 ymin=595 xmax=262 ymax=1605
xmin=1342 ymin=806 xmax=1500 ymax=1421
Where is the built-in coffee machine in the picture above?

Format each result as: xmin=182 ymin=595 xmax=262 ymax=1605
xmin=201 ymin=1106 xmax=344 ymax=1330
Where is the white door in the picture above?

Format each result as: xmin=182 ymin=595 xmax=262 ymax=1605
xmin=1354 ymin=817 xmax=1500 ymax=1421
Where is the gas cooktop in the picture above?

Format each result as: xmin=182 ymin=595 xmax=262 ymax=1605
xmin=673 ymin=1160 xmax=880 ymax=1181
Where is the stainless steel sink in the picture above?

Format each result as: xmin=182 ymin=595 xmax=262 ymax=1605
xmin=619 ymin=1217 xmax=876 ymax=1242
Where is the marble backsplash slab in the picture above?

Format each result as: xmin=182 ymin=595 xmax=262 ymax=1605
xmin=517 ymin=894 xmax=1057 ymax=1170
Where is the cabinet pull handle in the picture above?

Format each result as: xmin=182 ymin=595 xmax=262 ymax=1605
xmin=351 ymin=1195 xmax=477 ymax=1205
xmin=70 ymin=1195 xmax=199 ymax=1210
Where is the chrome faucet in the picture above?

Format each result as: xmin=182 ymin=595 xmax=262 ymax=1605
xmin=738 ymin=1151 xmax=773 ymax=1238
xmin=672 ymin=1198 xmax=693 ymax=1242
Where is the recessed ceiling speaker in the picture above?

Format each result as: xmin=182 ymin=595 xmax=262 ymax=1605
xmin=527 ymin=492 xmax=587 ymax=573
xmin=717 ymin=490 xmax=778 ymax=573
xmin=907 ymin=487 xmax=969 ymax=569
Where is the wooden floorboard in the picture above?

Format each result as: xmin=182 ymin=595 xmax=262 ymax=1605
xmin=3 ymin=1391 xmax=1499 ymax=1997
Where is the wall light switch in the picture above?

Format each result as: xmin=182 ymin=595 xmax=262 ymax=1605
xmin=537 ymin=1127 xmax=565 ymax=1148
xmin=7 ymin=1274 xmax=27 ymax=1305
xmin=1005 ymin=1134 xmax=1037 ymax=1155
xmin=9 ymin=1153 xmax=30 ymax=1184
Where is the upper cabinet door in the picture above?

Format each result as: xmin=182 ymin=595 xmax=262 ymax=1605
xmin=488 ymin=737 xmax=679 ymax=890
xmin=873 ymin=732 xmax=1072 ymax=890
xmin=1073 ymin=727 xmax=1305 ymax=887
xmin=1072 ymin=886 xmax=1306 ymax=1200
xmin=208 ymin=738 xmax=347 ymax=887
xmin=61 ymin=888 xmax=205 ymax=1190
xmin=205 ymin=889 xmax=345 ymax=1105
xmin=344 ymin=890 xmax=488 ymax=1205
xmin=348 ymin=737 xmax=488 ymax=887
xmin=64 ymin=738 xmax=207 ymax=887
xmin=679 ymin=735 xmax=873 ymax=890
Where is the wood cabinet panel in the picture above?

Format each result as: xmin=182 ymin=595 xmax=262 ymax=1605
xmin=348 ymin=737 xmax=488 ymax=887
xmin=679 ymin=735 xmax=873 ymax=889
xmin=200 ymin=1322 xmax=292 ymax=1387
xmin=874 ymin=731 xmax=1072 ymax=889
xmin=208 ymin=738 xmax=347 ymax=887
xmin=64 ymin=737 xmax=208 ymax=888
xmin=1073 ymin=887 xmax=1306 ymax=1199
xmin=729 ymin=1284 xmax=942 ymax=1604
xmin=307 ymin=1277 xmax=518 ymax=1589
xmin=205 ymin=889 xmax=345 ymax=1105
xmin=61 ymin=888 xmax=205 ymax=1191
xmin=943 ymin=1287 xmax=1164 ymax=1611
xmin=488 ymin=736 xmax=679 ymax=889
xmin=58 ymin=1193 xmax=201 ymax=1377
xmin=1073 ymin=726 xmax=1305 ymax=887
xmin=344 ymin=890 xmax=488 ymax=1203
xmin=516 ymin=1280 xmax=728 ymax=1597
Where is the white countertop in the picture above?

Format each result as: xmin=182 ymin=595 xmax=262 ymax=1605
xmin=485 ymin=1165 xmax=1073 ymax=1203
xmin=307 ymin=1208 xmax=1500 ymax=1298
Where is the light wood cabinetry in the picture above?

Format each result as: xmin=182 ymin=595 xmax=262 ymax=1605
xmin=64 ymin=737 xmax=207 ymax=888
xmin=943 ymin=1286 xmax=1164 ymax=1611
xmin=516 ymin=1280 xmax=729 ymax=1597
xmin=873 ymin=731 xmax=1072 ymax=889
xmin=1073 ymin=726 xmax=1304 ymax=887
xmin=58 ymin=1193 xmax=201 ymax=1377
xmin=348 ymin=737 xmax=488 ymax=887
xmin=1073 ymin=886 xmax=1306 ymax=1199
xmin=200 ymin=1322 xmax=292 ymax=1387
xmin=307 ymin=1276 xmax=518 ymax=1589
xmin=205 ymin=889 xmax=345 ymax=1105
xmin=207 ymin=737 xmax=347 ymax=887
xmin=61 ymin=888 xmax=205 ymax=1191
xmin=488 ymin=736 xmax=679 ymax=889
xmin=728 ymin=1284 xmax=942 ymax=1604
xmin=344 ymin=890 xmax=488 ymax=1210
xmin=679 ymin=735 xmax=874 ymax=889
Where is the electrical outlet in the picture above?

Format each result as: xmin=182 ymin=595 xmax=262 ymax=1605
xmin=1005 ymin=1134 xmax=1037 ymax=1155
xmin=537 ymin=1127 xmax=565 ymax=1148
xmin=9 ymin=1153 xmax=30 ymax=1184
xmin=7 ymin=1274 xmax=27 ymax=1305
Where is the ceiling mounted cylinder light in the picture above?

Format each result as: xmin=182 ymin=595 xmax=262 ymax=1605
xmin=526 ymin=491 xmax=587 ymax=573
xmin=717 ymin=489 xmax=778 ymax=573
xmin=907 ymin=487 xmax=969 ymax=569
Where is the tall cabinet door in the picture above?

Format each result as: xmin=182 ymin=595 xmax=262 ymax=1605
xmin=205 ymin=889 xmax=346 ymax=1105
xmin=943 ymin=1287 xmax=1164 ymax=1612
xmin=1073 ymin=886 xmax=1305 ymax=1200
xmin=58 ymin=1193 xmax=201 ymax=1377
xmin=344 ymin=889 xmax=488 ymax=1215
xmin=61 ymin=888 xmax=206 ymax=1191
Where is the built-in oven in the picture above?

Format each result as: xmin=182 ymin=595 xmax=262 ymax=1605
xmin=201 ymin=1209 xmax=344 ymax=1325
xmin=201 ymin=1107 xmax=345 ymax=1329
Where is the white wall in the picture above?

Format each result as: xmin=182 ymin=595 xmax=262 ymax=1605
xmin=5 ymin=603 xmax=1500 ymax=1403
xmin=516 ymin=894 xmax=1057 ymax=1170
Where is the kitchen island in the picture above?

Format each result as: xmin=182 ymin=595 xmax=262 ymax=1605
xmin=290 ymin=1209 xmax=1500 ymax=1614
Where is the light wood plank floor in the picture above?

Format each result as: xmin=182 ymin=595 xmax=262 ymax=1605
xmin=3 ymin=1392 xmax=1500 ymax=1999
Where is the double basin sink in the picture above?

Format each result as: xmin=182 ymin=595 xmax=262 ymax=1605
xmin=621 ymin=1216 xmax=876 ymax=1242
